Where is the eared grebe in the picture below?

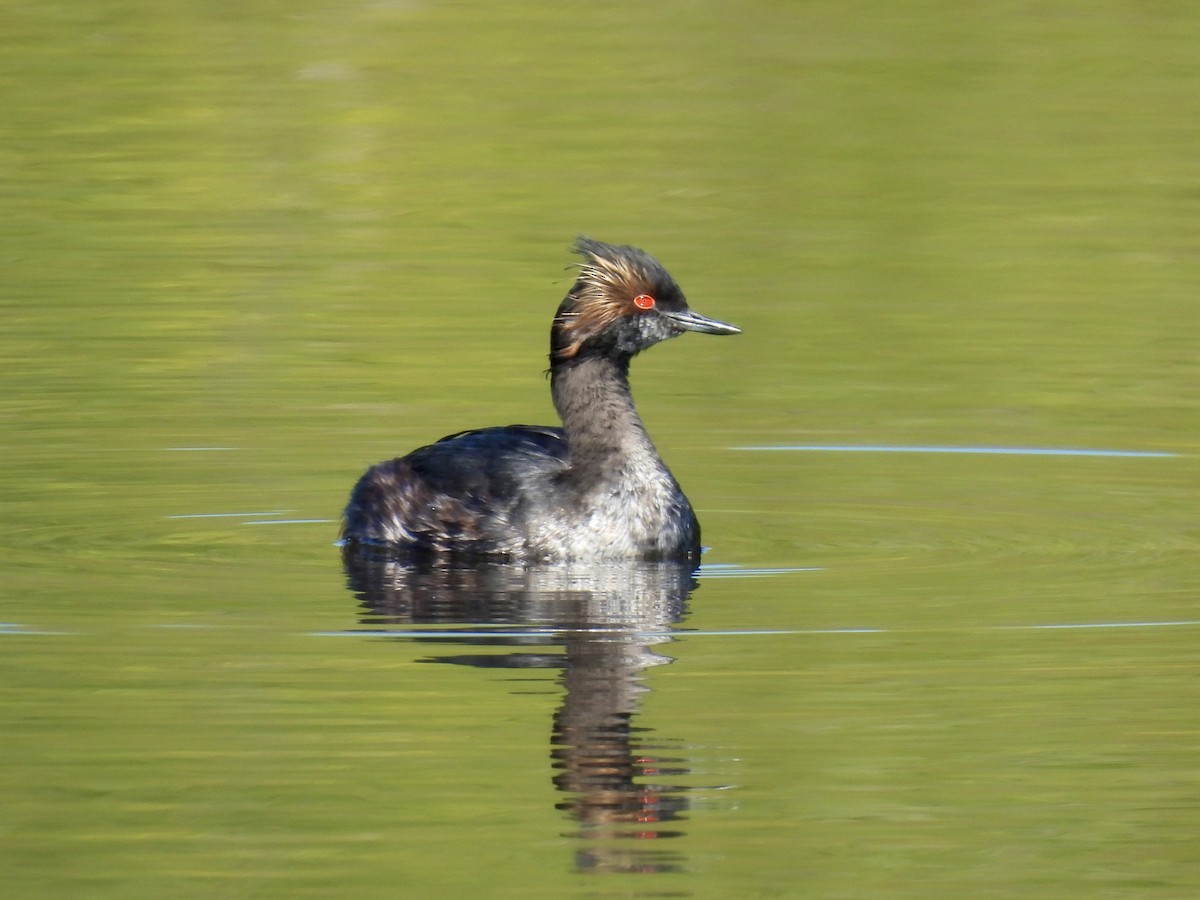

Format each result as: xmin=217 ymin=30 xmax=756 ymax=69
xmin=341 ymin=238 xmax=740 ymax=561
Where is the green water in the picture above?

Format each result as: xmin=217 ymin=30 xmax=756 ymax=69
xmin=2 ymin=1 xmax=1198 ymax=896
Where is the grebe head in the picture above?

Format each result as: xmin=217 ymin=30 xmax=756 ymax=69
xmin=550 ymin=237 xmax=740 ymax=365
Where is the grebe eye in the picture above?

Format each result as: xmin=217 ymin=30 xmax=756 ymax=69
xmin=633 ymin=294 xmax=655 ymax=310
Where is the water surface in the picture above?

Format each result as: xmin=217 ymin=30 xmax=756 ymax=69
xmin=3 ymin=1 xmax=1198 ymax=897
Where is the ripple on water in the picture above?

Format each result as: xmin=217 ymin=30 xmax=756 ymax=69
xmin=715 ymin=445 xmax=1195 ymax=585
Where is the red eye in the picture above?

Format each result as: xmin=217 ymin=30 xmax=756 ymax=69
xmin=633 ymin=294 xmax=655 ymax=310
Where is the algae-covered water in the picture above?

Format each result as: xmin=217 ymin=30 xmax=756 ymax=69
xmin=2 ymin=2 xmax=1198 ymax=897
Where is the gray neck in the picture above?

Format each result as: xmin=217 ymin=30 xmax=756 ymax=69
xmin=551 ymin=356 xmax=666 ymax=489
